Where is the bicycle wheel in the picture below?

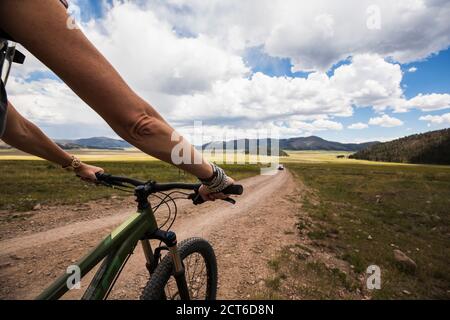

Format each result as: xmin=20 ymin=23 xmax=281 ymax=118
xmin=140 ymin=237 xmax=218 ymax=300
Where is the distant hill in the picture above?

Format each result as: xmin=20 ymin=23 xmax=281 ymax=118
xmin=201 ymin=136 xmax=378 ymax=155
xmin=55 ymin=142 xmax=84 ymax=150
xmin=2 ymin=135 xmax=377 ymax=152
xmin=350 ymin=128 xmax=450 ymax=165
xmin=55 ymin=137 xmax=132 ymax=150
xmin=202 ymin=139 xmax=288 ymax=156
xmin=279 ymin=136 xmax=379 ymax=151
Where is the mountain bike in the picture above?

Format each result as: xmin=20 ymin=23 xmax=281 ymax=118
xmin=35 ymin=173 xmax=244 ymax=300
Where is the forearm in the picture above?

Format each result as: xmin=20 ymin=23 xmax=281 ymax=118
xmin=110 ymin=102 xmax=213 ymax=180
xmin=0 ymin=0 xmax=213 ymax=179
xmin=2 ymin=102 xmax=72 ymax=166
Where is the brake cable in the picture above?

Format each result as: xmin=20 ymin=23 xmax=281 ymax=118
xmin=95 ymin=180 xmax=184 ymax=231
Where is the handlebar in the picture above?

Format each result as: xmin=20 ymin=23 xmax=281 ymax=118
xmin=189 ymin=184 xmax=243 ymax=205
xmin=95 ymin=173 xmax=243 ymax=205
xmin=95 ymin=173 xmax=146 ymax=187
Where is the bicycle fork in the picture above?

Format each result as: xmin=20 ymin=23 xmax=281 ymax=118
xmin=141 ymin=230 xmax=190 ymax=300
xmin=168 ymin=239 xmax=191 ymax=300
xmin=136 ymin=186 xmax=190 ymax=300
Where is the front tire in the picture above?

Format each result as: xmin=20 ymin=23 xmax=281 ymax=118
xmin=140 ymin=237 xmax=218 ymax=300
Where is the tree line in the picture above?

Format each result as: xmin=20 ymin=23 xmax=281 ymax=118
xmin=350 ymin=128 xmax=450 ymax=165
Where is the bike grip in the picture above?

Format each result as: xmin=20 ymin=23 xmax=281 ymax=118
xmin=191 ymin=195 xmax=237 ymax=206
xmin=189 ymin=193 xmax=205 ymax=206
xmin=95 ymin=172 xmax=104 ymax=180
xmin=95 ymin=172 xmax=110 ymax=184
xmin=222 ymin=184 xmax=244 ymax=195
xmin=189 ymin=184 xmax=243 ymax=206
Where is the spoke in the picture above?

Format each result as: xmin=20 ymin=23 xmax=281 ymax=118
xmin=185 ymin=254 xmax=193 ymax=282
xmin=195 ymin=263 xmax=207 ymax=298
xmin=184 ymin=252 xmax=200 ymax=299
xmin=189 ymin=253 xmax=201 ymax=285
xmin=189 ymin=254 xmax=207 ymax=300
xmin=166 ymin=277 xmax=179 ymax=300
xmin=183 ymin=257 xmax=195 ymax=298
xmin=164 ymin=252 xmax=209 ymax=300
xmin=165 ymin=277 xmax=173 ymax=299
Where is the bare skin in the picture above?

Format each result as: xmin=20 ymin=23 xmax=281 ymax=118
xmin=1 ymin=102 xmax=104 ymax=180
xmin=0 ymin=0 xmax=233 ymax=201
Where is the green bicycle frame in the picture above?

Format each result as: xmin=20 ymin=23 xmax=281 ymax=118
xmin=36 ymin=206 xmax=158 ymax=300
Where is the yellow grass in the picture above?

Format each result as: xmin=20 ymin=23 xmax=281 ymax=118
xmin=0 ymin=148 xmax=274 ymax=164
xmin=1 ymin=148 xmax=447 ymax=169
xmin=0 ymin=148 xmax=157 ymax=162
xmin=282 ymin=151 xmax=450 ymax=168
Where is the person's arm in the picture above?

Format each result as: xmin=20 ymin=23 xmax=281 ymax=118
xmin=1 ymin=102 xmax=103 ymax=180
xmin=0 ymin=0 xmax=234 ymax=200
xmin=0 ymin=0 xmax=213 ymax=180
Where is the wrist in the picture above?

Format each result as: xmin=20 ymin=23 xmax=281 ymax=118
xmin=197 ymin=162 xmax=215 ymax=181
xmin=199 ymin=163 xmax=230 ymax=192
xmin=61 ymin=154 xmax=74 ymax=167
xmin=62 ymin=155 xmax=82 ymax=171
xmin=199 ymin=163 xmax=217 ymax=185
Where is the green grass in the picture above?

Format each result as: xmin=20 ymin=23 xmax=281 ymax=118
xmin=291 ymin=163 xmax=450 ymax=299
xmin=0 ymin=160 xmax=261 ymax=211
xmin=262 ymin=247 xmax=360 ymax=299
xmin=3 ymin=155 xmax=450 ymax=299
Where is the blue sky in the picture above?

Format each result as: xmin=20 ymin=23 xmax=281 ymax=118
xmin=244 ymin=45 xmax=450 ymax=142
xmin=327 ymin=51 xmax=450 ymax=142
xmin=8 ymin=1 xmax=450 ymax=143
xmin=73 ymin=0 xmax=110 ymax=20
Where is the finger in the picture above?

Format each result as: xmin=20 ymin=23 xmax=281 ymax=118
xmin=95 ymin=169 xmax=105 ymax=176
xmin=211 ymin=193 xmax=228 ymax=200
xmin=80 ymin=175 xmax=95 ymax=182
xmin=199 ymin=192 xmax=210 ymax=202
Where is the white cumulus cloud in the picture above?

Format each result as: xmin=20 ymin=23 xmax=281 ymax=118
xmin=348 ymin=123 xmax=369 ymax=130
xmin=419 ymin=113 xmax=450 ymax=125
xmin=400 ymin=94 xmax=450 ymax=112
xmin=5 ymin=0 xmax=450 ymax=140
xmin=151 ymin=0 xmax=450 ymax=71
xmin=369 ymin=115 xmax=404 ymax=127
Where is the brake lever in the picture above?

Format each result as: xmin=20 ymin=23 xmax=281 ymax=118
xmin=224 ymin=197 xmax=236 ymax=205
xmin=94 ymin=178 xmax=130 ymax=189
xmin=188 ymin=193 xmax=236 ymax=205
xmin=75 ymin=174 xmax=108 ymax=185
xmin=188 ymin=193 xmax=202 ymax=205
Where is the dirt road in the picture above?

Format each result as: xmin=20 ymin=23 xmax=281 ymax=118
xmin=0 ymin=170 xmax=301 ymax=299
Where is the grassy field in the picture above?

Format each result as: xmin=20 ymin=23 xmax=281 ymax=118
xmin=0 ymin=160 xmax=262 ymax=211
xmin=2 ymin=148 xmax=448 ymax=167
xmin=264 ymin=162 xmax=450 ymax=299
xmin=2 ymin=149 xmax=449 ymax=299
xmin=0 ymin=148 xmax=160 ymax=162
xmin=0 ymin=148 xmax=277 ymax=164
xmin=284 ymin=150 xmax=450 ymax=168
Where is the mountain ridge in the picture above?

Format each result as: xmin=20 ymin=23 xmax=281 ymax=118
xmin=279 ymin=136 xmax=379 ymax=151
xmin=350 ymin=128 xmax=450 ymax=165
xmin=55 ymin=137 xmax=132 ymax=150
xmin=202 ymin=136 xmax=379 ymax=152
xmin=2 ymin=135 xmax=379 ymax=151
